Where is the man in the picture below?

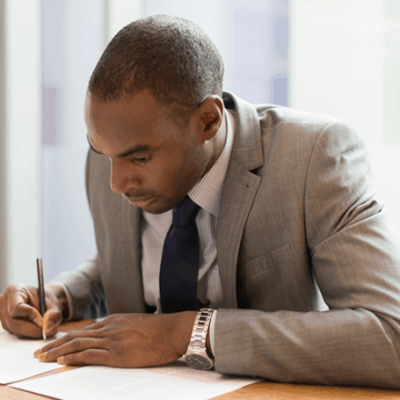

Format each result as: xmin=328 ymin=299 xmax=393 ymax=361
xmin=1 ymin=15 xmax=400 ymax=388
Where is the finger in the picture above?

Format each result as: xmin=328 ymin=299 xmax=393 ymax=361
xmin=10 ymin=304 xmax=43 ymax=329
xmin=7 ymin=317 xmax=44 ymax=339
xmin=6 ymin=287 xmax=28 ymax=312
xmin=34 ymin=332 xmax=76 ymax=357
xmin=43 ymin=309 xmax=62 ymax=336
xmin=57 ymin=348 xmax=110 ymax=366
xmin=81 ymin=320 xmax=107 ymax=331
xmin=7 ymin=288 xmax=29 ymax=314
xmin=44 ymin=292 xmax=60 ymax=309
xmin=35 ymin=329 xmax=105 ymax=357
xmin=8 ymin=291 xmax=42 ymax=327
xmin=38 ymin=337 xmax=108 ymax=362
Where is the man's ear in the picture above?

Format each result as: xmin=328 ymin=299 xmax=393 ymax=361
xmin=198 ymin=95 xmax=224 ymax=140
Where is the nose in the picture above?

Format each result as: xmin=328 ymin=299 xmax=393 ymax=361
xmin=110 ymin=159 xmax=140 ymax=195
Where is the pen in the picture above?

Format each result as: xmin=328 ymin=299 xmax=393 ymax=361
xmin=36 ymin=258 xmax=46 ymax=340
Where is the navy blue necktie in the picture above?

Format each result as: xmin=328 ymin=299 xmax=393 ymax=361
xmin=160 ymin=196 xmax=200 ymax=313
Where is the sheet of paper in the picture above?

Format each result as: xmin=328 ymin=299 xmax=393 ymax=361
xmin=11 ymin=359 xmax=261 ymax=400
xmin=0 ymin=331 xmax=65 ymax=384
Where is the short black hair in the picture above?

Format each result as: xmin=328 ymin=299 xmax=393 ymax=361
xmin=88 ymin=15 xmax=224 ymax=125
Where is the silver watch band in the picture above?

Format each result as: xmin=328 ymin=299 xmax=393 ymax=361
xmin=183 ymin=308 xmax=215 ymax=370
xmin=190 ymin=308 xmax=214 ymax=350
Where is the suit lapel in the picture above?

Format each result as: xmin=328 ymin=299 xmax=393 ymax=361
xmin=106 ymin=197 xmax=146 ymax=314
xmin=217 ymin=92 xmax=264 ymax=308
xmin=124 ymin=201 xmax=146 ymax=312
xmin=217 ymin=161 xmax=261 ymax=308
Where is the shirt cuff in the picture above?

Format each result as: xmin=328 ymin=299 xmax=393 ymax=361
xmin=56 ymin=282 xmax=74 ymax=321
xmin=209 ymin=309 xmax=218 ymax=357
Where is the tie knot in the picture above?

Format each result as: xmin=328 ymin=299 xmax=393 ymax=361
xmin=173 ymin=196 xmax=200 ymax=227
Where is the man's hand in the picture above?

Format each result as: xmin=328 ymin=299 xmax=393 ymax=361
xmin=34 ymin=312 xmax=197 ymax=368
xmin=0 ymin=283 xmax=66 ymax=338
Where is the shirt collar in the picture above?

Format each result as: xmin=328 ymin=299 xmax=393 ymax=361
xmin=188 ymin=109 xmax=234 ymax=217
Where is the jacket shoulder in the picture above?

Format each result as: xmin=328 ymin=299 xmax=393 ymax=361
xmin=255 ymin=104 xmax=340 ymax=134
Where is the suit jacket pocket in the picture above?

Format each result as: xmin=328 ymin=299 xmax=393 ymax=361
xmin=240 ymin=243 xmax=293 ymax=279
xmin=237 ymin=243 xmax=294 ymax=310
xmin=270 ymin=243 xmax=292 ymax=266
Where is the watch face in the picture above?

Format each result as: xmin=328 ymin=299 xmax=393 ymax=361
xmin=185 ymin=354 xmax=213 ymax=370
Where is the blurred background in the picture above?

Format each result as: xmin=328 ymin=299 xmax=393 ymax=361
xmin=0 ymin=0 xmax=399 ymax=290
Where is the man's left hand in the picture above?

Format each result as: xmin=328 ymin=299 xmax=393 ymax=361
xmin=34 ymin=312 xmax=197 ymax=367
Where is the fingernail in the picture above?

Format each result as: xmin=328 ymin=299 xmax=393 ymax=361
xmin=34 ymin=349 xmax=41 ymax=358
xmin=39 ymin=353 xmax=47 ymax=362
xmin=32 ymin=317 xmax=42 ymax=327
xmin=57 ymin=357 xmax=65 ymax=365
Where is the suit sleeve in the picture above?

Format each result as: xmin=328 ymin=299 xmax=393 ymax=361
xmin=50 ymin=149 xmax=109 ymax=320
xmin=213 ymin=121 xmax=400 ymax=389
xmin=50 ymin=254 xmax=108 ymax=320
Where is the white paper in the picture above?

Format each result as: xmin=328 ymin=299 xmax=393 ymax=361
xmin=11 ymin=360 xmax=261 ymax=400
xmin=0 ymin=331 xmax=65 ymax=383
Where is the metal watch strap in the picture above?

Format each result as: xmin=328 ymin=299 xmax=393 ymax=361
xmin=183 ymin=308 xmax=215 ymax=370
xmin=190 ymin=308 xmax=214 ymax=350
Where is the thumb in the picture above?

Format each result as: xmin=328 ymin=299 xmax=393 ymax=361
xmin=43 ymin=308 xmax=62 ymax=337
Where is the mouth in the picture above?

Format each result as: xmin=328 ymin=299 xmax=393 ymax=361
xmin=123 ymin=194 xmax=155 ymax=208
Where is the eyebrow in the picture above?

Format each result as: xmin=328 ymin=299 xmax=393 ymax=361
xmin=86 ymin=135 xmax=150 ymax=158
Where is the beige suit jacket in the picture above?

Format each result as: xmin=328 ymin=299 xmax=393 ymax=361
xmin=55 ymin=92 xmax=400 ymax=389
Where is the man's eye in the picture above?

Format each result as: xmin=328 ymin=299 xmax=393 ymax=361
xmin=130 ymin=155 xmax=151 ymax=164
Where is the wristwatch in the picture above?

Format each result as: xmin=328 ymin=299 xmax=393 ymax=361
xmin=183 ymin=308 xmax=215 ymax=370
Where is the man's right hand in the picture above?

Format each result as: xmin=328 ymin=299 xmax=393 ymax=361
xmin=0 ymin=283 xmax=68 ymax=339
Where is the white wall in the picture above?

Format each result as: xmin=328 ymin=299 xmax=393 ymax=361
xmin=107 ymin=0 xmax=145 ymax=41
xmin=0 ymin=0 xmax=42 ymax=290
xmin=289 ymin=0 xmax=400 ymax=231
xmin=41 ymin=0 xmax=104 ymax=282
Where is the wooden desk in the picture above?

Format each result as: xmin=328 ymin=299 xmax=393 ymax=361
xmin=1 ymin=320 xmax=400 ymax=400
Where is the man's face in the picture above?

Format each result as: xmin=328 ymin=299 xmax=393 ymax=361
xmin=85 ymin=90 xmax=209 ymax=214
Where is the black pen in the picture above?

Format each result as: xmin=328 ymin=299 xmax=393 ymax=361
xmin=36 ymin=258 xmax=46 ymax=340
